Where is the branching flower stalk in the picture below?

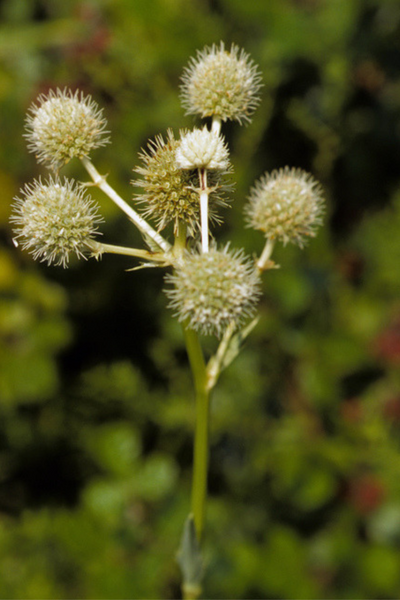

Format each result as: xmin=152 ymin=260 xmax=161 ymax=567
xmin=176 ymin=125 xmax=230 ymax=254
xmin=80 ymin=156 xmax=171 ymax=253
xmin=198 ymin=171 xmax=209 ymax=252
xmin=257 ymin=238 xmax=275 ymax=272
xmin=87 ymin=239 xmax=169 ymax=264
xmin=10 ymin=43 xmax=325 ymax=599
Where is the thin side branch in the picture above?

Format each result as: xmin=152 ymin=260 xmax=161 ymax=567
xmin=81 ymin=156 xmax=171 ymax=253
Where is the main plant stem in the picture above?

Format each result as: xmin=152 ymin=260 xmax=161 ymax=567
xmin=191 ymin=386 xmax=210 ymax=542
xmin=182 ymin=326 xmax=210 ymax=542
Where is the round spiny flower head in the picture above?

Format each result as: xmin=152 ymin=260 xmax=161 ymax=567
xmin=165 ymin=245 xmax=261 ymax=337
xmin=245 ymin=167 xmax=325 ymax=247
xmin=10 ymin=176 xmax=103 ymax=267
xmin=180 ymin=42 xmax=263 ymax=124
xmin=133 ymin=129 xmax=231 ymax=236
xmin=176 ymin=127 xmax=230 ymax=170
xmin=25 ymin=88 xmax=109 ymax=171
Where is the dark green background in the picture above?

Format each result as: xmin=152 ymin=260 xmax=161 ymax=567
xmin=1 ymin=0 xmax=400 ymax=597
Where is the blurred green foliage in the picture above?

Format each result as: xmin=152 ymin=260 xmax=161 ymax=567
xmin=2 ymin=0 xmax=400 ymax=597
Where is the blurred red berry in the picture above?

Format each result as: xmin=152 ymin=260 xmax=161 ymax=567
xmin=382 ymin=396 xmax=400 ymax=422
xmin=340 ymin=398 xmax=363 ymax=424
xmin=346 ymin=474 xmax=386 ymax=515
xmin=374 ymin=316 xmax=400 ymax=365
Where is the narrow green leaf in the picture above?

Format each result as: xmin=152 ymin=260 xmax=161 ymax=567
xmin=177 ymin=514 xmax=204 ymax=599
xmin=221 ymin=317 xmax=259 ymax=371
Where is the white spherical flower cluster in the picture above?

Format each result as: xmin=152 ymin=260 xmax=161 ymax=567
xmin=25 ymin=88 xmax=109 ymax=171
xmin=176 ymin=127 xmax=230 ymax=171
xmin=11 ymin=177 xmax=103 ymax=267
xmin=180 ymin=42 xmax=263 ymax=124
xmin=165 ymin=245 xmax=261 ymax=337
xmin=245 ymin=167 xmax=325 ymax=247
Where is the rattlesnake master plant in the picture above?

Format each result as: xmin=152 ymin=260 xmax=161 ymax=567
xmin=11 ymin=177 xmax=103 ymax=267
xmin=10 ymin=43 xmax=325 ymax=599
xmin=180 ymin=42 xmax=263 ymax=124
xmin=24 ymin=88 xmax=109 ymax=171
xmin=245 ymin=166 xmax=325 ymax=247
xmin=165 ymin=244 xmax=261 ymax=337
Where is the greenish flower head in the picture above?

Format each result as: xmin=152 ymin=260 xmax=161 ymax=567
xmin=25 ymin=88 xmax=109 ymax=171
xmin=11 ymin=177 xmax=103 ymax=267
xmin=165 ymin=245 xmax=261 ymax=337
xmin=245 ymin=167 xmax=325 ymax=247
xmin=180 ymin=42 xmax=263 ymax=124
xmin=133 ymin=129 xmax=231 ymax=236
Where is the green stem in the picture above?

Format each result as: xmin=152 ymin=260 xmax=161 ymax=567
xmin=191 ymin=384 xmax=210 ymax=542
xmin=182 ymin=325 xmax=210 ymax=542
xmin=86 ymin=239 xmax=168 ymax=263
xmin=173 ymin=221 xmax=188 ymax=257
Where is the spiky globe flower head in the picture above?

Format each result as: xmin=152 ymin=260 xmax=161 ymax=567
xmin=25 ymin=88 xmax=109 ymax=171
xmin=180 ymin=42 xmax=263 ymax=124
xmin=133 ymin=129 xmax=231 ymax=236
xmin=165 ymin=245 xmax=261 ymax=337
xmin=176 ymin=127 xmax=230 ymax=171
xmin=10 ymin=177 xmax=103 ymax=267
xmin=245 ymin=167 xmax=325 ymax=247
